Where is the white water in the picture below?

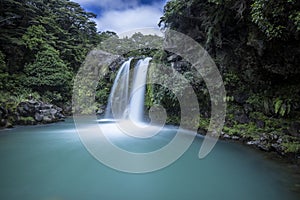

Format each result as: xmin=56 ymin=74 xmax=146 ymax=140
xmin=104 ymin=57 xmax=151 ymax=122
xmin=128 ymin=58 xmax=152 ymax=121
xmin=104 ymin=58 xmax=132 ymax=119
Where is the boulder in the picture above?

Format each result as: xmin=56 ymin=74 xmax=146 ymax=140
xmin=62 ymin=105 xmax=72 ymax=116
xmin=223 ymin=134 xmax=231 ymax=139
xmin=167 ymin=54 xmax=180 ymax=62
xmin=234 ymin=112 xmax=250 ymax=124
xmin=173 ymin=61 xmax=189 ymax=72
xmin=40 ymin=109 xmax=50 ymax=116
xmin=50 ymin=108 xmax=57 ymax=116
xmin=234 ymin=93 xmax=249 ymax=104
xmin=287 ymin=122 xmax=300 ymax=137
xmin=243 ymin=104 xmax=253 ymax=114
xmin=271 ymin=143 xmax=284 ymax=155
xmin=56 ymin=113 xmax=65 ymax=119
xmin=28 ymin=99 xmax=39 ymax=105
xmin=256 ymin=120 xmax=265 ymax=128
xmin=232 ymin=136 xmax=240 ymax=140
xmin=34 ymin=112 xmax=43 ymax=122
xmin=96 ymin=107 xmax=105 ymax=115
xmin=257 ymin=143 xmax=270 ymax=151
xmin=5 ymin=122 xmax=13 ymax=128
xmin=40 ymin=103 xmax=53 ymax=110
xmin=17 ymin=102 xmax=36 ymax=117
xmin=0 ymin=106 xmax=7 ymax=118
xmin=17 ymin=105 xmax=29 ymax=117
xmin=42 ymin=116 xmax=53 ymax=123
xmin=0 ymin=118 xmax=7 ymax=127
xmin=247 ymin=140 xmax=259 ymax=145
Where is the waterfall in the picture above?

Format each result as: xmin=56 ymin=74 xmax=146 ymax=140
xmin=128 ymin=58 xmax=152 ymax=121
xmin=104 ymin=58 xmax=132 ymax=119
xmin=104 ymin=57 xmax=151 ymax=122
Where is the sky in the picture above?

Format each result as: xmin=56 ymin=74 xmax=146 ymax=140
xmin=72 ymin=0 xmax=167 ymax=36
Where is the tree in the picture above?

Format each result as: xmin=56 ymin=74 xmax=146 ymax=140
xmin=24 ymin=45 xmax=72 ymax=102
xmin=0 ymin=0 xmax=100 ymax=74
xmin=159 ymin=0 xmax=300 ymax=78
xmin=0 ymin=0 xmax=102 ymax=102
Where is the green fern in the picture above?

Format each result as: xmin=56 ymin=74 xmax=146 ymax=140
xmin=274 ymin=98 xmax=283 ymax=114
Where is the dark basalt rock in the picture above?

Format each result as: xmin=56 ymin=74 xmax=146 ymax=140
xmin=13 ymin=100 xmax=66 ymax=125
xmin=243 ymin=104 xmax=253 ymax=114
xmin=234 ymin=112 xmax=250 ymax=124
xmin=287 ymin=122 xmax=300 ymax=137
xmin=232 ymin=136 xmax=240 ymax=140
xmin=234 ymin=93 xmax=249 ymax=105
xmin=257 ymin=143 xmax=271 ymax=152
xmin=0 ymin=118 xmax=7 ymax=127
xmin=256 ymin=120 xmax=265 ymax=128
xmin=167 ymin=54 xmax=180 ymax=62
xmin=34 ymin=112 xmax=43 ymax=122
xmin=0 ymin=106 xmax=7 ymax=118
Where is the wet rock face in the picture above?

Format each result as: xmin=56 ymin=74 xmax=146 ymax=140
xmin=0 ymin=100 xmax=65 ymax=128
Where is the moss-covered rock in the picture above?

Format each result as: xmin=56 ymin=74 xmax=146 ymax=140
xmin=18 ymin=116 xmax=36 ymax=125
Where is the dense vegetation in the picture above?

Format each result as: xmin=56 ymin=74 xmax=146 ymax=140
xmin=0 ymin=0 xmax=118 ymax=126
xmin=92 ymin=0 xmax=300 ymax=157
xmin=0 ymin=0 xmax=299 ymax=157
xmin=156 ymin=0 xmax=300 ymax=156
xmin=0 ymin=0 xmax=102 ymax=103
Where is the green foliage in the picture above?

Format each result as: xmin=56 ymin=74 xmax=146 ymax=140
xmin=0 ymin=0 xmax=101 ymax=103
xmin=24 ymin=45 xmax=72 ymax=102
xmin=0 ymin=73 xmax=27 ymax=95
xmin=198 ymin=118 xmax=210 ymax=130
xmin=282 ymin=142 xmax=300 ymax=153
xmin=0 ymin=90 xmax=41 ymax=115
xmin=161 ymin=0 xmax=299 ymax=41
xmin=224 ymin=96 xmax=234 ymax=102
xmin=0 ymin=51 xmax=6 ymax=72
xmin=98 ymin=32 xmax=163 ymax=57
xmin=250 ymin=0 xmax=299 ymax=40
xmin=159 ymin=0 xmax=300 ymax=159
xmin=224 ymin=72 xmax=240 ymax=86
xmin=152 ymin=50 xmax=168 ymax=63
xmin=274 ymin=98 xmax=291 ymax=117
xmin=95 ymin=79 xmax=112 ymax=107
xmin=22 ymin=25 xmax=49 ymax=50
xmin=160 ymin=0 xmax=300 ymax=77
xmin=18 ymin=116 xmax=36 ymax=125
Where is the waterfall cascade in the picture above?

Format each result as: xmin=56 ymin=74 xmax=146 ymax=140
xmin=104 ymin=57 xmax=152 ymax=122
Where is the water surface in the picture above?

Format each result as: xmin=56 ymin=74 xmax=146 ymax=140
xmin=0 ymin=118 xmax=299 ymax=200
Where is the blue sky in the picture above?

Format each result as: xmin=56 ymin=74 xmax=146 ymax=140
xmin=72 ymin=0 xmax=167 ymax=35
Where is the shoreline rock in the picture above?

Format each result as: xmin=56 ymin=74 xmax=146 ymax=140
xmin=218 ymin=131 xmax=299 ymax=164
xmin=0 ymin=99 xmax=66 ymax=128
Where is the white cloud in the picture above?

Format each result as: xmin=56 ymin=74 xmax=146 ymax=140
xmin=72 ymin=0 xmax=139 ymax=10
xmin=72 ymin=0 xmax=165 ymax=35
xmin=95 ymin=5 xmax=163 ymax=34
